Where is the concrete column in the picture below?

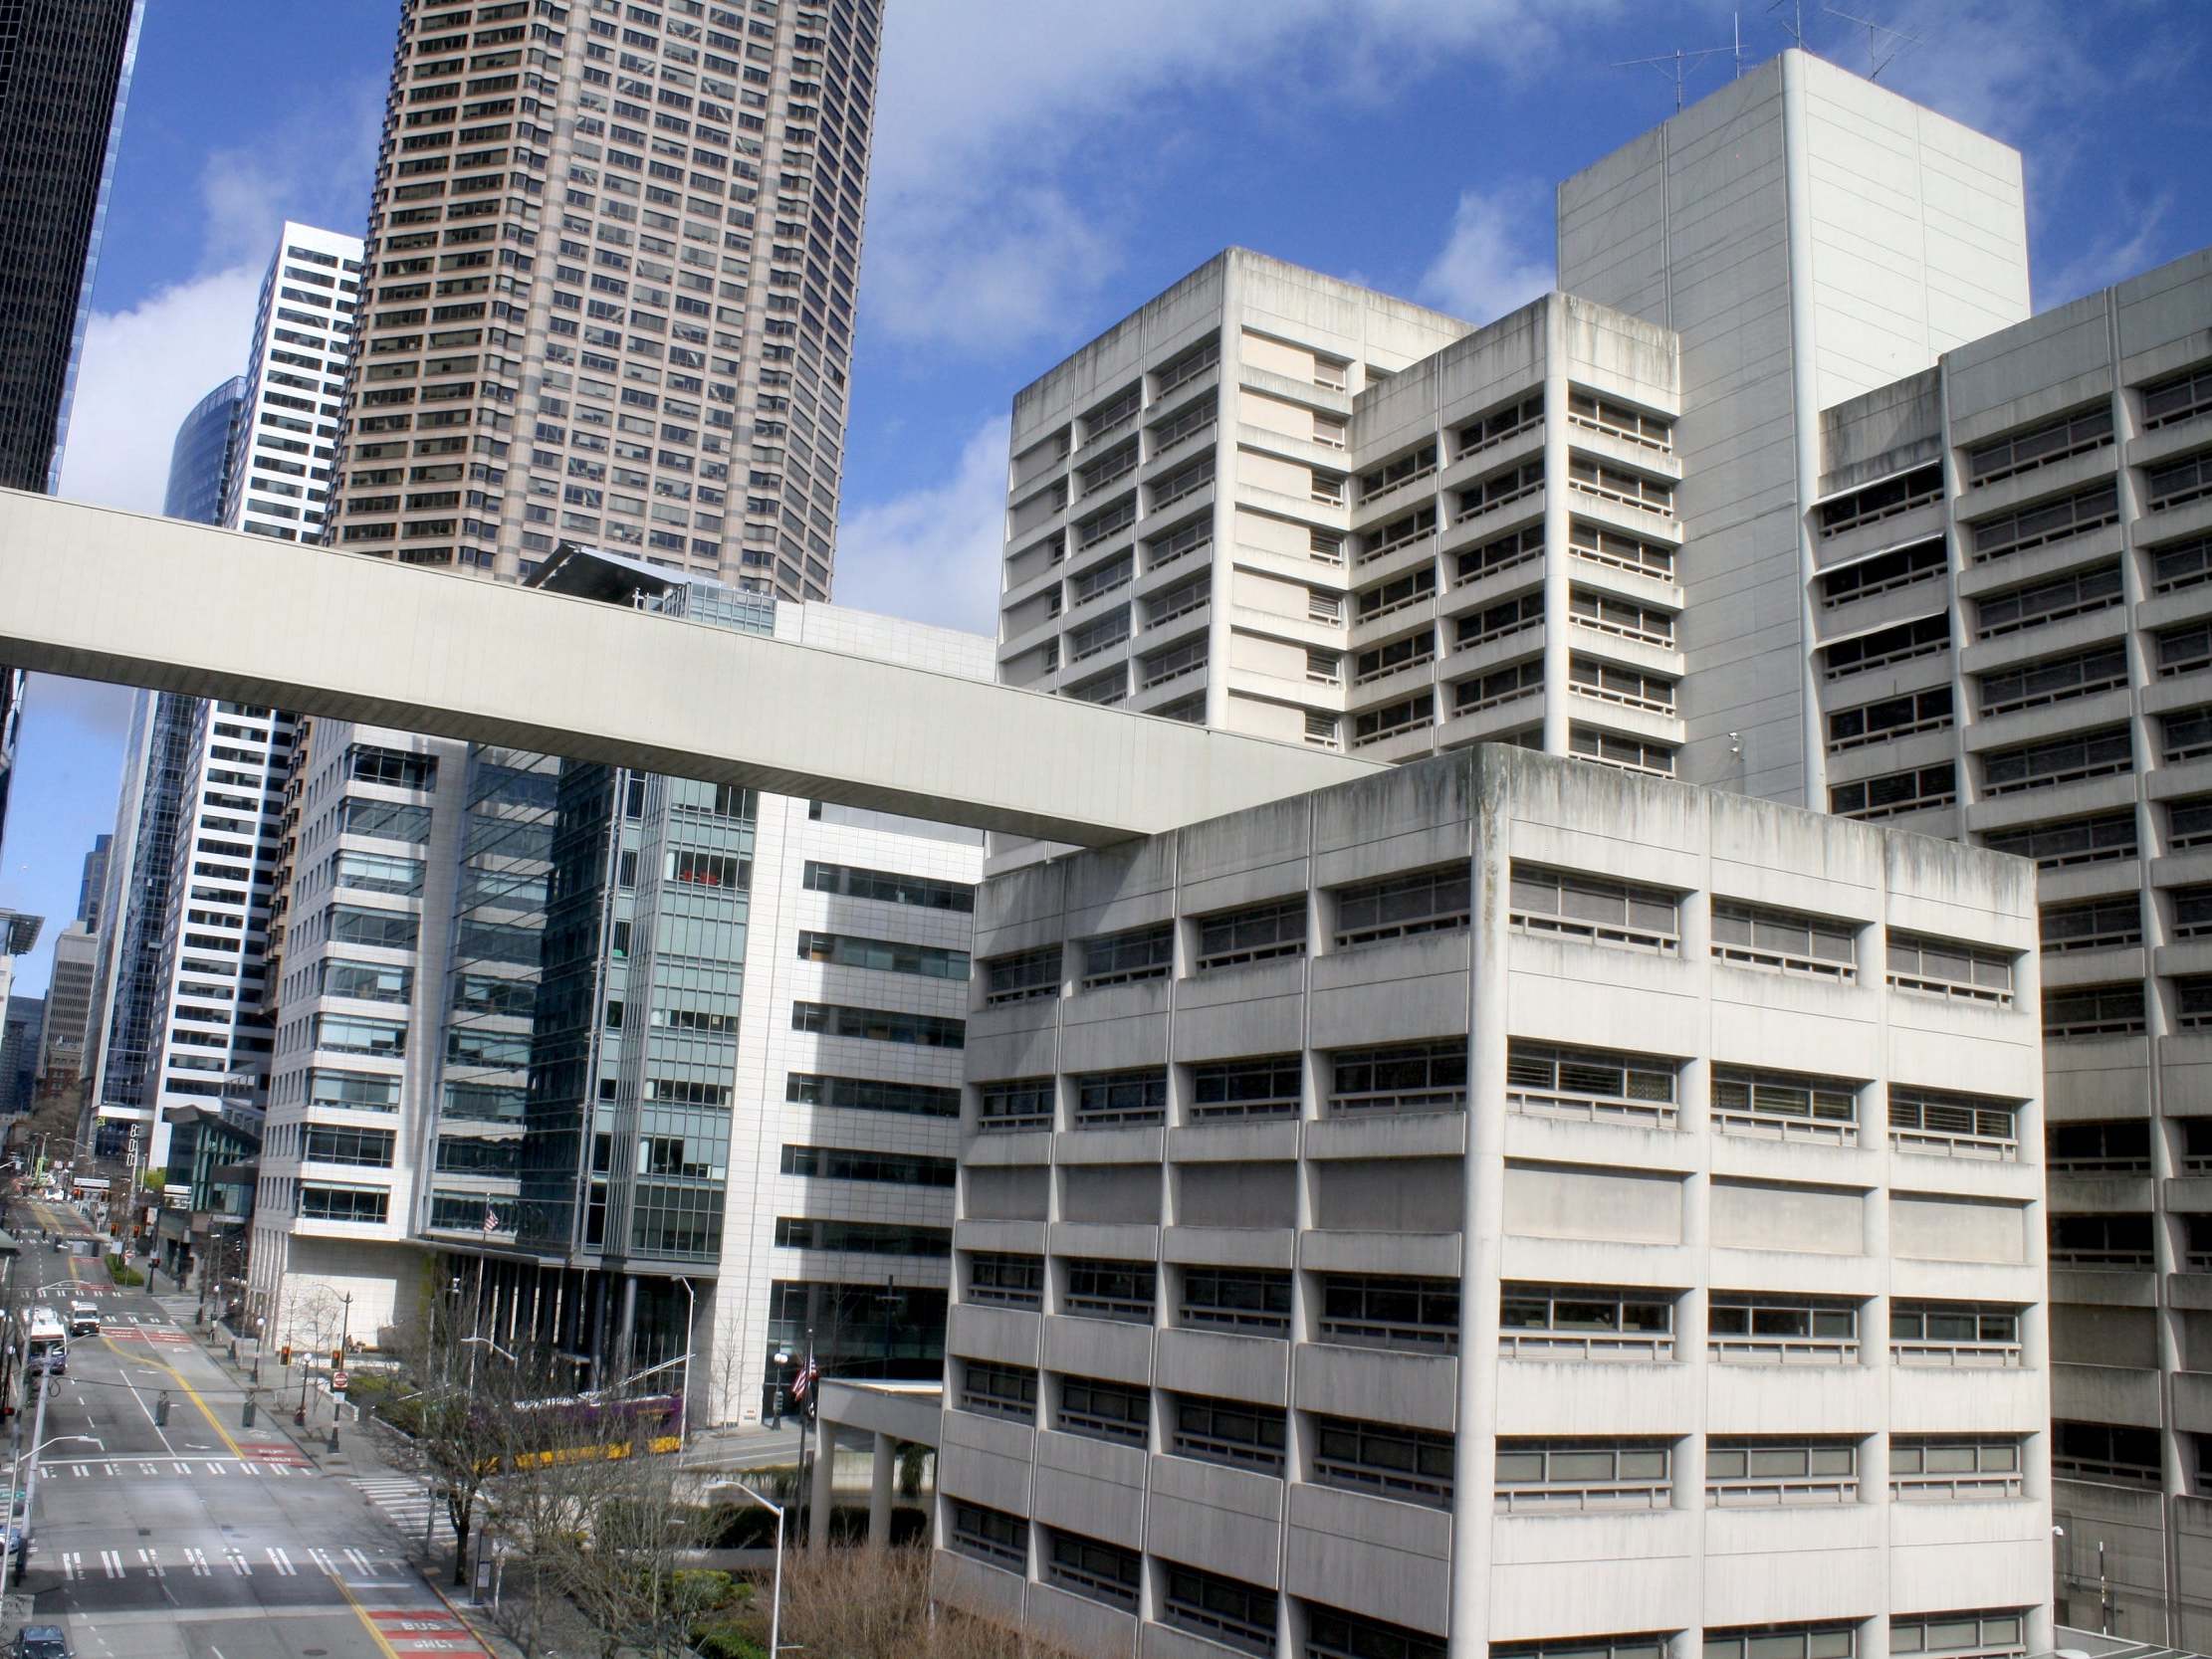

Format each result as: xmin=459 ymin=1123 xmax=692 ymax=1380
xmin=1539 ymin=298 xmax=1574 ymax=757
xmin=809 ymin=1423 xmax=836 ymax=1555
xmin=869 ymin=1431 xmax=894 ymax=1550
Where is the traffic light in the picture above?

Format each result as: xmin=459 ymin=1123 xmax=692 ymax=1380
xmin=280 ymin=1345 xmax=292 ymax=1366
xmin=332 ymin=1348 xmax=343 ymax=1371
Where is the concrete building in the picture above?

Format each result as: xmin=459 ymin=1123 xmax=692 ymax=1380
xmin=327 ymin=0 xmax=884 ymax=599
xmin=935 ymin=743 xmax=2052 ymax=1659
xmin=1779 ymin=248 xmax=2212 ymax=1640
xmin=0 ymin=0 xmax=146 ymax=854
xmin=40 ymin=920 xmax=99 ymax=1100
xmin=222 ymin=223 xmax=363 ymax=541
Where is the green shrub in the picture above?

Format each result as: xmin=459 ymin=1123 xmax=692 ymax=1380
xmin=691 ymin=1622 xmax=768 ymax=1659
xmin=105 ymin=1255 xmax=144 ymax=1287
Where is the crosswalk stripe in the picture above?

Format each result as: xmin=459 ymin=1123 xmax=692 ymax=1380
xmin=226 ymin=1547 xmax=250 ymax=1576
xmin=268 ymin=1546 xmax=295 ymax=1576
xmin=61 ymin=1553 xmax=78 ymax=1582
xmin=139 ymin=1547 xmax=163 ymax=1578
xmin=101 ymin=1549 xmax=121 ymax=1579
xmin=185 ymin=1548 xmax=209 ymax=1576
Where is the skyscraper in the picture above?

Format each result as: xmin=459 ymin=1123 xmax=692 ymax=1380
xmin=0 ymin=0 xmax=148 ymax=854
xmin=326 ymin=0 xmax=884 ymax=598
xmin=162 ymin=377 xmax=246 ymax=523
xmin=0 ymin=993 xmax=41 ymax=1116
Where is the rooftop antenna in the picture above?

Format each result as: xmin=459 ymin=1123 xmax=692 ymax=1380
xmin=1612 ymin=38 xmax=1738 ymax=110
xmin=1770 ymin=0 xmax=1807 ymax=48
xmin=1820 ymin=4 xmax=1922 ymax=79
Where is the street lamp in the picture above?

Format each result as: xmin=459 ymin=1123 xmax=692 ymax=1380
xmin=723 ymin=1482 xmax=786 ymax=1658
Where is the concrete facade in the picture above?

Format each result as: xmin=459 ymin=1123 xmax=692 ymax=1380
xmin=935 ymin=744 xmax=2052 ymax=1659
xmin=1800 ymin=247 xmax=2212 ymax=1643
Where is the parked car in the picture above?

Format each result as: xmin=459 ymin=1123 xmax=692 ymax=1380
xmin=12 ymin=1626 xmax=68 ymax=1659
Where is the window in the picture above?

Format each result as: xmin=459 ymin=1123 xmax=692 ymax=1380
xmin=966 ymin=1252 xmax=1043 ymax=1308
xmin=1975 ymin=560 xmax=2122 ymax=637
xmin=1161 ymin=1562 xmax=1278 ymax=1659
xmin=1055 ymin=1376 xmax=1148 ymax=1446
xmin=1499 ymin=1284 xmax=1672 ymax=1360
xmin=1885 ymin=933 xmax=2015 ymax=1004
xmin=2183 ymin=976 xmax=2212 ymax=1031
xmin=1892 ymin=1435 xmax=2026 ymax=1498
xmin=2049 ymin=1212 xmax=2154 ymax=1269
xmin=331 ymin=906 xmax=421 ymax=950
xmin=1569 ymin=518 xmax=1673 ymax=579
xmin=339 ymin=796 xmax=433 ymax=842
xmin=1568 ymin=587 xmax=1675 ymax=648
xmin=315 ymin=1013 xmax=406 ymax=1057
xmin=1493 ymin=1439 xmax=1670 ymax=1512
xmin=1354 ymin=692 xmax=1435 ymax=749
xmin=1887 ymin=1086 xmax=2019 ymax=1159
xmin=1969 ymin=480 xmax=2120 ymax=561
xmin=789 ymin=1001 xmax=965 ymax=1048
xmin=1569 ymin=655 xmax=1675 ymax=714
xmin=795 ymin=931 xmax=968 ymax=979
xmin=1196 ymin=897 xmax=1307 ymax=970
xmin=1831 ymin=762 xmax=1955 ymax=821
xmin=773 ymin=1219 xmax=952 ymax=1258
xmin=1457 ymin=521 xmax=1544 ymax=584
xmin=1568 ymin=725 xmax=1676 ymax=776
xmin=1179 ymin=1268 xmax=1290 ymax=1336
xmin=1170 ymin=1394 xmax=1285 ymax=1474
xmin=1307 ymin=1605 xmax=1449 ymax=1659
xmin=1072 ymin=1068 xmax=1165 ymax=1129
xmin=2160 ymin=621 xmax=2212 ymax=679
xmin=1706 ymin=1439 xmax=1858 ymax=1506
xmin=303 ymin=1126 xmax=396 ymax=1167
xmin=982 ymin=945 xmax=1059 ymax=1005
xmin=1710 ymin=901 xmax=1857 ymax=978
xmin=1333 ymin=867 xmax=1469 ymax=947
xmin=957 ymin=1359 xmax=1035 ymax=1422
xmin=1828 ymin=685 xmax=1954 ymax=752
xmin=1509 ymin=865 xmax=1677 ymax=950
xmin=1822 ymin=538 xmax=1947 ymax=608
xmin=1190 ymin=1055 xmax=1301 ymax=1122
xmin=1979 ymin=810 xmax=2136 ymax=870
xmin=309 ymin=1070 xmax=401 ymax=1113
xmin=1318 ymin=1274 xmax=1460 ymax=1354
xmin=2041 ymin=895 xmax=2141 ymax=952
xmin=1063 ymin=1259 xmax=1155 ymax=1324
xmin=2148 ymin=448 xmax=2212 ymax=511
xmin=1080 ymin=923 xmax=1173 ymax=987
xmin=2143 ymin=361 xmax=2212 ymax=429
xmin=1708 ymin=1295 xmax=1857 ymax=1361
xmin=2177 ymin=797 xmax=2212 ymax=850
xmin=1567 ymin=455 xmax=1672 ymax=516
xmin=669 ymin=848 xmax=750 ymax=890
xmin=321 ymin=958 xmax=412 ymax=1005
xmin=1967 ymin=404 xmax=2112 ymax=485
xmin=298 ymin=1184 xmax=389 ymax=1224
xmin=1359 ymin=567 xmax=1438 ymax=625
xmin=1360 ymin=505 xmax=1437 ymax=562
xmin=1705 ymin=1626 xmax=1857 ymax=1659
xmin=976 ymin=1079 xmax=1052 ymax=1132
xmin=1459 ymin=391 xmax=1542 ymax=455
xmin=802 ymin=859 xmax=973 ymax=912
xmin=348 ymin=743 xmax=437 ymax=789
xmin=1045 ymin=1530 xmax=1141 ymax=1611
xmin=2153 ymin=533 xmax=2212 ymax=594
xmin=1567 ymin=388 xmax=1670 ymax=449
xmin=783 ymin=1074 xmax=958 ymax=1118
xmin=1819 ymin=464 xmax=1940 ymax=536
xmin=1822 ymin=613 xmax=1948 ymax=678
xmin=1889 ymin=1611 xmax=2028 ymax=1659
xmin=1310 ymin=1415 xmax=1454 ymax=1508
xmin=946 ymin=1500 xmax=1026 ymax=1571
xmin=1459 ymin=591 xmax=1543 ymax=649
xmin=2165 ymin=707 xmax=2212 ymax=761
xmin=1977 ymin=642 xmax=2126 ymax=716
xmin=778 ymin=1144 xmax=954 ymax=1186
xmin=1506 ymin=1041 xmax=1677 ymax=1128
xmin=1711 ymin=1068 xmax=1859 ymax=1144
xmin=1454 ymin=659 xmax=1546 ymax=715
xmin=1354 ymin=628 xmax=1435 ymax=685
xmin=1329 ymin=1041 xmax=1466 ymax=1116
xmin=1457 ymin=458 xmax=1544 ymax=520
xmin=1889 ymin=1302 xmax=2022 ymax=1367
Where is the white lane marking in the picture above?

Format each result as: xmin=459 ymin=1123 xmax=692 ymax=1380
xmin=184 ymin=1547 xmax=209 ymax=1576
xmin=307 ymin=1548 xmax=335 ymax=1575
xmin=343 ymin=1548 xmax=372 ymax=1573
xmin=101 ymin=1548 xmax=122 ymax=1578
xmin=225 ymin=1547 xmax=250 ymax=1576
xmin=267 ymin=1546 xmax=295 ymax=1576
xmin=140 ymin=1545 xmax=163 ymax=1577
xmin=61 ymin=1552 xmax=79 ymax=1581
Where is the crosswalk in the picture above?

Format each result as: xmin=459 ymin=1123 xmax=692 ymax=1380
xmin=57 ymin=1544 xmax=395 ymax=1581
xmin=42 ymin=1455 xmax=321 ymax=1483
xmin=351 ymin=1476 xmax=456 ymax=1545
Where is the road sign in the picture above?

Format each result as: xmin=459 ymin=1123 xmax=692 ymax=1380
xmin=331 ymin=1371 xmax=349 ymax=1393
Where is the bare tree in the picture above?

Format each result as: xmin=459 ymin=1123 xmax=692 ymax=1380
xmin=716 ymin=1546 xmax=1104 ymax=1659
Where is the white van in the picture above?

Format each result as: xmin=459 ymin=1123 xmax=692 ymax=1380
xmin=67 ymin=1302 xmax=100 ymax=1338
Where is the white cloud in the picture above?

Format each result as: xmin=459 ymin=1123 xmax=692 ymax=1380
xmin=55 ymin=265 xmax=263 ymax=516
xmin=196 ymin=79 xmax=386 ymax=269
xmin=865 ymin=0 xmax=1619 ymax=356
xmin=831 ymin=417 xmax=1011 ymax=636
xmin=1419 ymin=183 xmax=1556 ymax=325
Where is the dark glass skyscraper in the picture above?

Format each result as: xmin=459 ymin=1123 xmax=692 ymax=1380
xmin=162 ymin=377 xmax=247 ymax=524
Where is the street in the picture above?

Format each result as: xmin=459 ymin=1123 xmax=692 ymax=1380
xmin=8 ymin=1195 xmax=493 ymax=1659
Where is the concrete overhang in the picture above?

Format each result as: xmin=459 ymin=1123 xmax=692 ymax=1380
xmin=0 ymin=489 xmax=1382 ymax=846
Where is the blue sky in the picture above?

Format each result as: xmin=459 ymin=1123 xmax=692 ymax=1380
xmin=5 ymin=0 xmax=2208 ymax=992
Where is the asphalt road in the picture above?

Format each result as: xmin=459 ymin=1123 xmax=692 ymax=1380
xmin=7 ymin=1195 xmax=496 ymax=1659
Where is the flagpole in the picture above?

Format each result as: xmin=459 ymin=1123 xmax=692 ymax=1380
xmin=795 ymin=1323 xmax=814 ymax=1541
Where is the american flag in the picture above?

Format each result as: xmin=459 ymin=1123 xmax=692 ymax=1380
xmin=790 ymin=1353 xmax=818 ymax=1401
xmin=482 ymin=1203 xmax=499 ymax=1236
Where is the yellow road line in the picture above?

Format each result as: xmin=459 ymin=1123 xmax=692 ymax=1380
xmin=327 ymin=1567 xmax=407 ymax=1659
xmin=65 ymin=1252 xmax=251 ymax=1459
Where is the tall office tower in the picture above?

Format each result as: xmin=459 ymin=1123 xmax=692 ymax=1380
xmin=326 ymin=0 xmax=883 ymax=600
xmin=1 ymin=993 xmax=42 ymax=1116
xmin=0 ymin=915 xmax=43 ymax=1092
xmin=164 ymin=378 xmax=247 ymax=523
xmin=40 ymin=920 xmax=99 ymax=1099
xmin=78 ymin=833 xmax=111 ymax=933
xmin=0 ymin=0 xmax=147 ymax=854
xmin=937 ymin=745 xmax=2053 ymax=1659
xmin=221 ymin=223 xmax=364 ymax=540
xmin=1555 ymin=50 xmax=2032 ymax=802
xmin=1772 ymin=250 xmax=2212 ymax=1642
